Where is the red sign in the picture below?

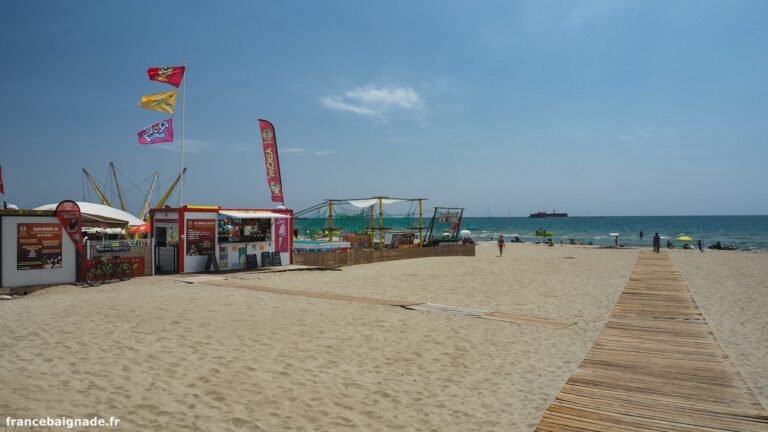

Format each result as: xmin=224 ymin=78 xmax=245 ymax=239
xmin=258 ymin=119 xmax=284 ymax=203
xmin=55 ymin=200 xmax=83 ymax=255
xmin=16 ymin=223 xmax=63 ymax=270
xmin=0 ymin=163 xmax=5 ymax=195
xmin=186 ymin=219 xmax=216 ymax=256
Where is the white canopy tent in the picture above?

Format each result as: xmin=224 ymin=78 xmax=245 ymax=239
xmin=219 ymin=210 xmax=291 ymax=219
xmin=34 ymin=201 xmax=145 ymax=227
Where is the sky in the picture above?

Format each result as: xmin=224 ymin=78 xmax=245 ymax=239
xmin=1 ymin=0 xmax=766 ymax=216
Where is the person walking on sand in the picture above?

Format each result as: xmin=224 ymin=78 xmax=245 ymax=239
xmin=497 ymin=234 xmax=505 ymax=257
xmin=652 ymin=232 xmax=661 ymax=253
xmin=698 ymin=239 xmax=703 ymax=252
xmin=639 ymin=229 xmax=644 ymax=241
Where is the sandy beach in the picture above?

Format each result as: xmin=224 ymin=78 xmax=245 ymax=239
xmin=670 ymin=249 xmax=768 ymax=407
xmin=1 ymin=244 xmax=765 ymax=431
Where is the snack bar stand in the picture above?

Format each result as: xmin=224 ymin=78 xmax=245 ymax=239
xmin=149 ymin=206 xmax=293 ymax=274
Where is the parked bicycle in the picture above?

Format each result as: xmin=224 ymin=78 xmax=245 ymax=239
xmin=84 ymin=255 xmax=134 ymax=286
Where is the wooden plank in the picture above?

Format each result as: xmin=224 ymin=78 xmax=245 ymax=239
xmin=536 ymin=251 xmax=768 ymax=431
xmin=481 ymin=311 xmax=574 ymax=329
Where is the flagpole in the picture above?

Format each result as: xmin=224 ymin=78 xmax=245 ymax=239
xmin=178 ymin=60 xmax=187 ymax=207
xmin=0 ymin=164 xmax=6 ymax=208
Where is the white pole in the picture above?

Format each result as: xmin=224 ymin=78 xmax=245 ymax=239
xmin=178 ymin=60 xmax=187 ymax=207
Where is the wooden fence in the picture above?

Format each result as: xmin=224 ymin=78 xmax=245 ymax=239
xmin=293 ymin=244 xmax=475 ymax=268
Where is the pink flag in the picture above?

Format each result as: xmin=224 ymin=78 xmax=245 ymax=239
xmin=138 ymin=118 xmax=174 ymax=145
xmin=258 ymin=119 xmax=284 ymax=203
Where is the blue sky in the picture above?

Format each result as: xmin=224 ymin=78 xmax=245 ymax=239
xmin=1 ymin=0 xmax=766 ymax=216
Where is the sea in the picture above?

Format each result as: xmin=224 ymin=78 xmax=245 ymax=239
xmin=295 ymin=215 xmax=768 ymax=251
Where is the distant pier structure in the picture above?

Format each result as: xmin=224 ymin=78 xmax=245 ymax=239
xmin=529 ymin=210 xmax=568 ymax=218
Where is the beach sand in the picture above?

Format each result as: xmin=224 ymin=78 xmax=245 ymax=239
xmin=670 ymin=249 xmax=768 ymax=408
xmin=0 ymin=244 xmax=763 ymax=431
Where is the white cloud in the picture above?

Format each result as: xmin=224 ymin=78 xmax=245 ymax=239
xmin=322 ymin=96 xmax=379 ymax=116
xmin=313 ymin=150 xmax=335 ymax=156
xmin=322 ymin=85 xmax=423 ymax=118
xmin=346 ymin=86 xmax=422 ymax=109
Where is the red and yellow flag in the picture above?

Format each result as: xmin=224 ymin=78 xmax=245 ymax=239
xmin=147 ymin=66 xmax=185 ymax=87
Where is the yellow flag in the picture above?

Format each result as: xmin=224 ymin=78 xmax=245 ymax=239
xmin=138 ymin=91 xmax=177 ymax=113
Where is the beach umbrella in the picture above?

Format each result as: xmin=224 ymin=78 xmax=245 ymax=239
xmin=130 ymin=223 xmax=150 ymax=234
xmin=535 ymin=229 xmax=553 ymax=243
xmin=676 ymin=235 xmax=693 ymax=242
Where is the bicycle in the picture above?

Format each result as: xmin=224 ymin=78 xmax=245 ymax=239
xmin=84 ymin=255 xmax=134 ymax=286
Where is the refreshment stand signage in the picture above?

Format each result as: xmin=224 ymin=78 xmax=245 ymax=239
xmin=16 ymin=223 xmax=63 ymax=270
xmin=186 ymin=219 xmax=216 ymax=256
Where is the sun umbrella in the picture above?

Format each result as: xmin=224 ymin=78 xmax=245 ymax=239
xmin=130 ymin=223 xmax=150 ymax=234
xmin=676 ymin=235 xmax=693 ymax=242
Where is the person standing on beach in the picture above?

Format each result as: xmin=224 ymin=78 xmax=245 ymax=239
xmin=639 ymin=230 xmax=644 ymax=241
xmin=698 ymin=239 xmax=703 ymax=252
xmin=652 ymin=232 xmax=661 ymax=253
xmin=497 ymin=234 xmax=505 ymax=257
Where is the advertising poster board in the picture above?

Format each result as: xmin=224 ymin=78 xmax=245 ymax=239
xmin=275 ymin=217 xmax=290 ymax=253
xmin=219 ymin=245 xmax=228 ymax=270
xmin=17 ymin=223 xmax=63 ymax=270
xmin=186 ymin=219 xmax=216 ymax=256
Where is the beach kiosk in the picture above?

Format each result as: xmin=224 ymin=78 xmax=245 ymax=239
xmin=1 ymin=203 xmax=82 ymax=291
xmin=149 ymin=206 xmax=293 ymax=274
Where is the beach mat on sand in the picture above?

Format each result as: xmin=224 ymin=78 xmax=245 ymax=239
xmin=197 ymin=280 xmax=574 ymax=329
xmin=175 ymin=275 xmax=228 ymax=284
xmin=404 ymin=303 xmax=574 ymax=329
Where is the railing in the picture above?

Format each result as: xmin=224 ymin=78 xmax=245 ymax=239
xmin=293 ymin=244 xmax=475 ymax=268
xmin=84 ymin=239 xmax=154 ymax=276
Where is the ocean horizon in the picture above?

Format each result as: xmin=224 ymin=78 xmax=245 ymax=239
xmin=295 ymin=215 xmax=768 ymax=251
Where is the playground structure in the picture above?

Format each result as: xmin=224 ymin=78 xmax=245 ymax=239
xmin=82 ymin=162 xmax=186 ymax=224
xmin=422 ymin=207 xmax=465 ymax=246
xmin=294 ymin=198 xmax=465 ymax=249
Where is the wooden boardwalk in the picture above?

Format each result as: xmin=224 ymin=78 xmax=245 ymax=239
xmin=536 ymin=251 xmax=768 ymax=431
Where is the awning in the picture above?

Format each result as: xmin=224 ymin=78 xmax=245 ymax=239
xmin=219 ymin=210 xmax=291 ymax=219
xmin=346 ymin=198 xmax=406 ymax=208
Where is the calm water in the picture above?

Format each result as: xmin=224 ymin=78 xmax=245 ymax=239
xmin=295 ymin=215 xmax=768 ymax=251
